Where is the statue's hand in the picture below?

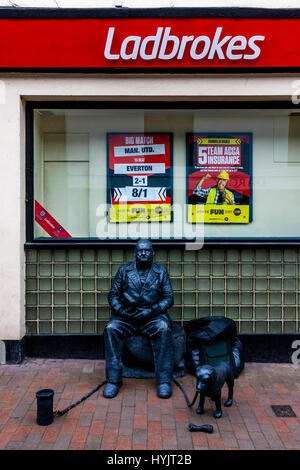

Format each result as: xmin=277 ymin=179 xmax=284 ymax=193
xmin=118 ymin=307 xmax=135 ymax=319
xmin=132 ymin=307 xmax=152 ymax=322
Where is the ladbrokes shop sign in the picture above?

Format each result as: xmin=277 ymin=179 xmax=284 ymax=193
xmin=1 ymin=8 xmax=300 ymax=71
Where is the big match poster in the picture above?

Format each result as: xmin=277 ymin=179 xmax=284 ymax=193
xmin=186 ymin=133 xmax=252 ymax=224
xmin=107 ymin=133 xmax=173 ymax=222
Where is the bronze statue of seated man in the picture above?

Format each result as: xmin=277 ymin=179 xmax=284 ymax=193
xmin=103 ymin=239 xmax=174 ymax=399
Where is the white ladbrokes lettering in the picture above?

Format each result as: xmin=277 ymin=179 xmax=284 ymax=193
xmin=104 ymin=26 xmax=265 ymax=61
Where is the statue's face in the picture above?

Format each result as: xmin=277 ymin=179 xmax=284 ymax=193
xmin=135 ymin=240 xmax=154 ymax=266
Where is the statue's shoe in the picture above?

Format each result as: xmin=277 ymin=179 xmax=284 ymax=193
xmin=103 ymin=382 xmax=122 ymax=399
xmin=157 ymin=383 xmax=172 ymax=399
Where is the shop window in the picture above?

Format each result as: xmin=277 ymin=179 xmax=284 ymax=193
xmin=27 ymin=104 xmax=300 ymax=243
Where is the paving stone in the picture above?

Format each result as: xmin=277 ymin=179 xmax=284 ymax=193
xmin=115 ymin=436 xmax=132 ymax=450
xmin=52 ymin=433 xmax=72 ymax=450
xmin=37 ymin=442 xmax=54 ymax=450
xmin=133 ymin=429 xmax=147 ymax=446
xmin=237 ymin=439 xmax=255 ymax=450
xmin=161 ymin=413 xmax=176 ymax=429
xmin=85 ymin=434 xmax=102 ymax=450
xmin=23 ymin=432 xmax=43 ymax=449
xmin=134 ymin=413 xmax=147 ymax=430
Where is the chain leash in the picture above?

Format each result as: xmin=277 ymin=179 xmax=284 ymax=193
xmin=53 ymin=380 xmax=107 ymax=418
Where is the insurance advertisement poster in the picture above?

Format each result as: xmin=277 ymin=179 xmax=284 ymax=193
xmin=107 ymin=133 xmax=173 ymax=222
xmin=186 ymin=133 xmax=252 ymax=224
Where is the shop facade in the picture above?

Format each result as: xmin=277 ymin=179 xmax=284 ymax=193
xmin=1 ymin=5 xmax=300 ymax=363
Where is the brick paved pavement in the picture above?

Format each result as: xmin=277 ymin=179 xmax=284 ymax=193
xmin=0 ymin=359 xmax=299 ymax=450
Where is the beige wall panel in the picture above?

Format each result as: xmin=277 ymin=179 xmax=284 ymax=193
xmin=44 ymin=162 xmax=89 ymax=237
xmin=44 ymin=133 xmax=89 ymax=162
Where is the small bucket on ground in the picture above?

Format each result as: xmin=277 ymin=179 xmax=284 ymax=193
xmin=36 ymin=389 xmax=54 ymax=426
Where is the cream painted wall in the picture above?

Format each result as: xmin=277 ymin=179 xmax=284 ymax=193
xmin=0 ymin=72 xmax=299 ymax=340
xmin=0 ymin=81 xmax=25 ymax=341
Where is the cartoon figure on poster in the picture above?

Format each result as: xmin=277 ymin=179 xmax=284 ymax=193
xmin=107 ymin=133 xmax=173 ymax=223
xmin=186 ymin=133 xmax=252 ymax=224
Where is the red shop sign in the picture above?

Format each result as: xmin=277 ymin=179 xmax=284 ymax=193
xmin=1 ymin=16 xmax=300 ymax=69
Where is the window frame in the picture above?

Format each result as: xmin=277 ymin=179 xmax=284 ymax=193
xmin=25 ymin=100 xmax=300 ymax=248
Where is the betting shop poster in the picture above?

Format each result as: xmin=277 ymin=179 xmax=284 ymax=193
xmin=186 ymin=133 xmax=252 ymax=224
xmin=107 ymin=133 xmax=173 ymax=222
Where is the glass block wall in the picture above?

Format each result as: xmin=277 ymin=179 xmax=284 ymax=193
xmin=25 ymin=247 xmax=300 ymax=335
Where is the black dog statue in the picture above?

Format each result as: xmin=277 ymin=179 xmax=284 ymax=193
xmin=195 ymin=362 xmax=234 ymax=419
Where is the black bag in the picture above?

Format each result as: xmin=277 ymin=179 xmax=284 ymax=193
xmin=184 ymin=316 xmax=245 ymax=378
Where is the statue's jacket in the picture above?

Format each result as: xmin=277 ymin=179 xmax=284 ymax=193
xmin=108 ymin=262 xmax=174 ymax=319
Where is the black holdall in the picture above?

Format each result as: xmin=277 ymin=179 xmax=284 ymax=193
xmin=184 ymin=316 xmax=245 ymax=378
